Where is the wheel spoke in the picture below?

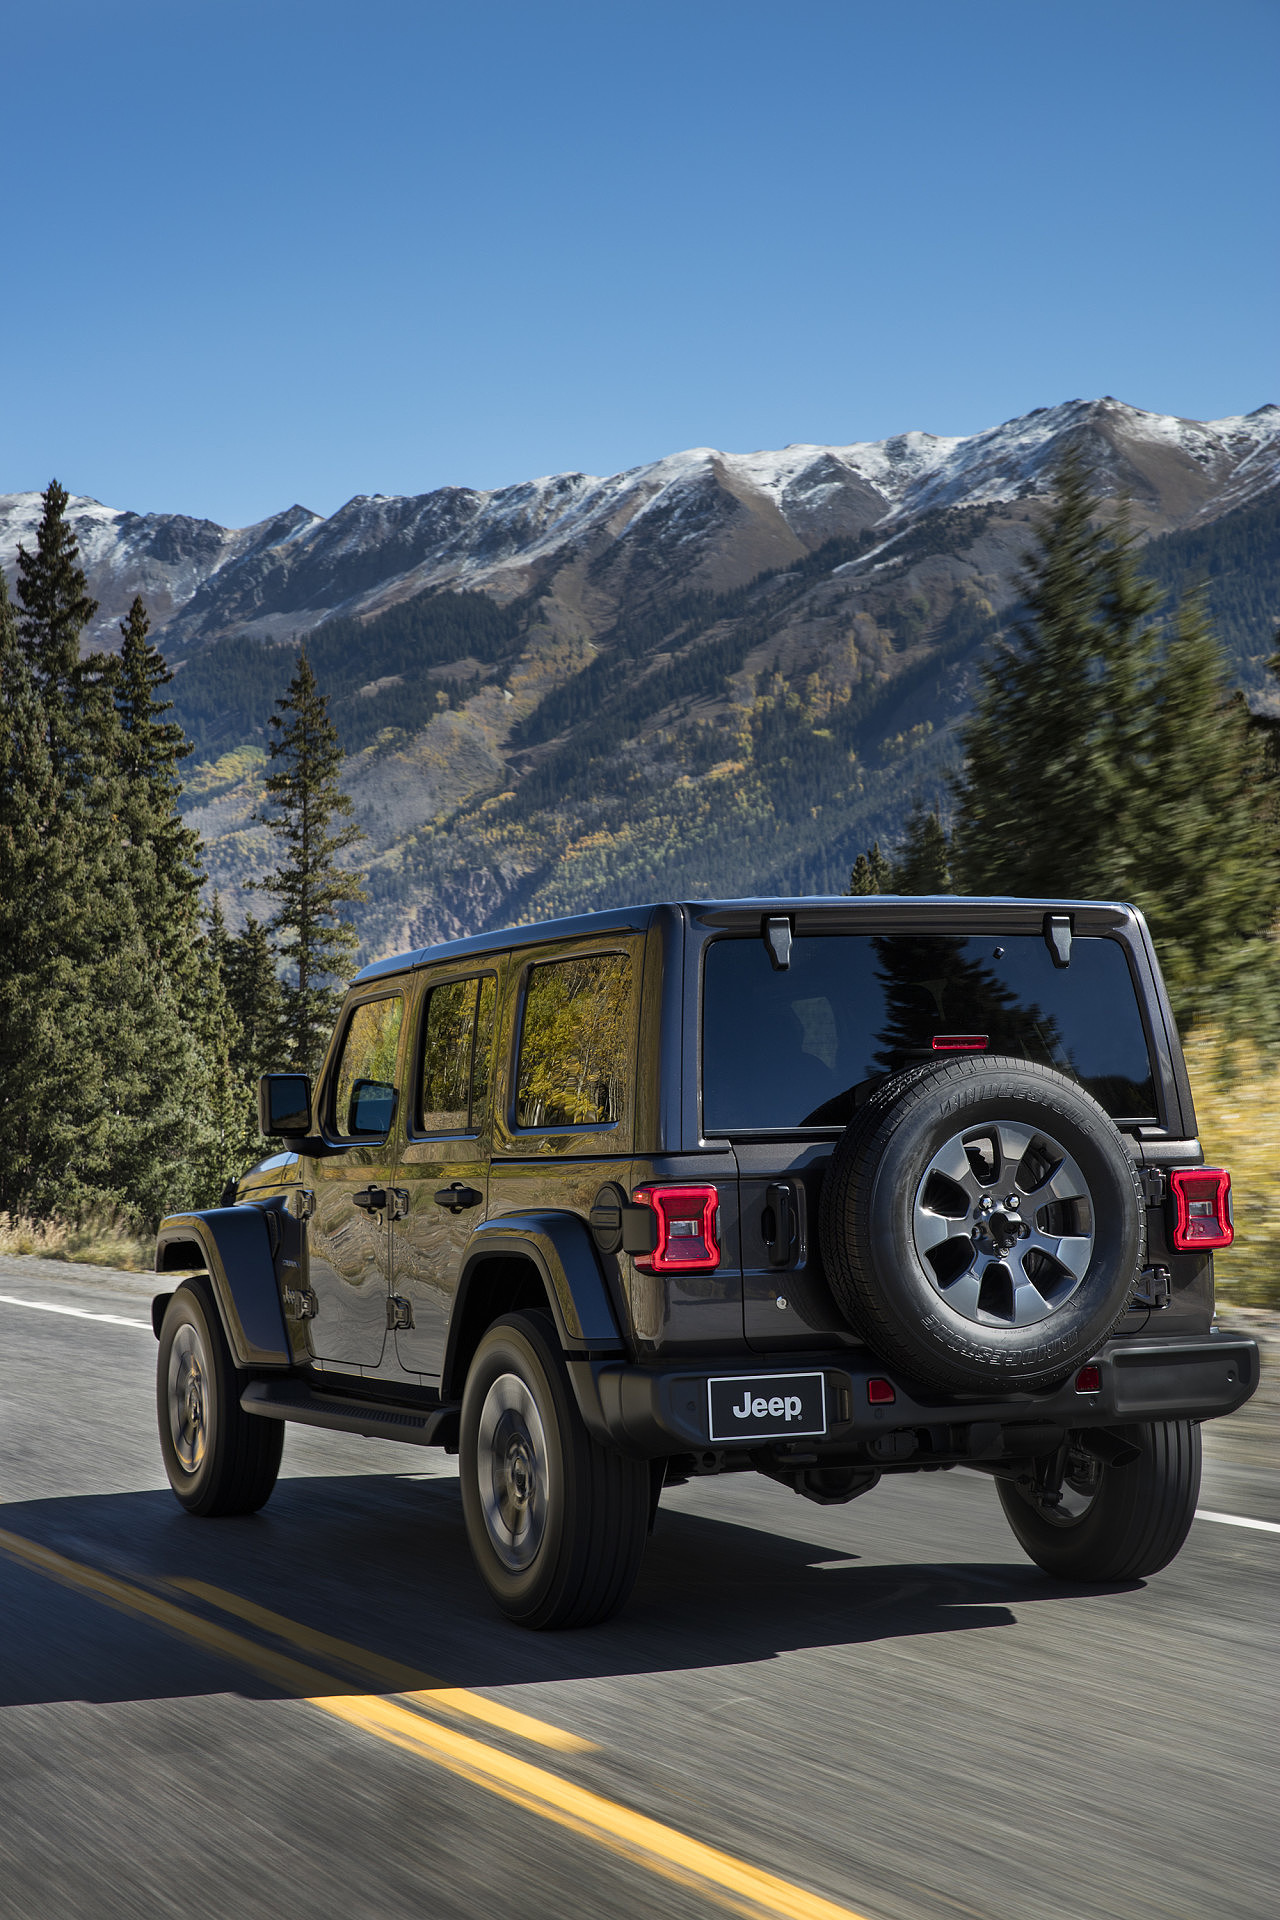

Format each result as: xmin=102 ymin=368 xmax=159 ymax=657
xmin=913 ymin=1208 xmax=961 ymax=1253
xmin=1034 ymin=1232 xmax=1093 ymax=1280
xmin=1009 ymin=1266 xmax=1055 ymax=1324
xmin=929 ymin=1135 xmax=985 ymax=1198
xmin=937 ymin=1269 xmax=984 ymax=1318
xmin=992 ymin=1122 xmax=1035 ymax=1182
xmin=1025 ymin=1158 xmax=1084 ymax=1203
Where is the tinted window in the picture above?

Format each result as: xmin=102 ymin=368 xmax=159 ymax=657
xmin=702 ymin=933 xmax=1156 ymax=1131
xmin=514 ymin=953 xmax=632 ymax=1129
xmin=333 ymin=996 xmax=403 ymax=1139
xmin=418 ymin=974 xmax=497 ymax=1134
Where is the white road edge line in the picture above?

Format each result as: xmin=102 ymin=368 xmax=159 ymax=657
xmin=1195 ymin=1508 xmax=1280 ymax=1535
xmin=5 ymin=1289 xmax=1279 ymax=1540
xmin=0 ymin=1293 xmax=151 ymax=1330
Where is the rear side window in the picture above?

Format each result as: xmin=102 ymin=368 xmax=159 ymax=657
xmin=702 ymin=933 xmax=1156 ymax=1132
xmin=514 ymin=953 xmax=632 ymax=1129
xmin=417 ymin=974 xmax=497 ymax=1134
xmin=332 ymin=996 xmax=403 ymax=1138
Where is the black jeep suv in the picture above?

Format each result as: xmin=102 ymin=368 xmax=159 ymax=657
xmin=152 ymin=897 xmax=1258 ymax=1628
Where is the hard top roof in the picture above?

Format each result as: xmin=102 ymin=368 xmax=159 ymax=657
xmin=352 ymin=895 xmax=1140 ymax=983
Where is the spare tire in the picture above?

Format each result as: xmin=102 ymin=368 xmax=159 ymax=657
xmin=819 ymin=1055 xmax=1145 ymax=1392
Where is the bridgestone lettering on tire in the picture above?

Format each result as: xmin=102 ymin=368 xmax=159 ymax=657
xmin=156 ymin=1280 xmax=283 ymax=1517
xmin=818 ymin=1056 xmax=1145 ymax=1392
xmin=459 ymin=1311 xmax=649 ymax=1629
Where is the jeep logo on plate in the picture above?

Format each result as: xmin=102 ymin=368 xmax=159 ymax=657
xmin=707 ymin=1371 xmax=826 ymax=1442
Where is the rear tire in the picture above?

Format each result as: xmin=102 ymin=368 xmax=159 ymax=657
xmin=996 ymin=1420 xmax=1201 ymax=1580
xmin=156 ymin=1280 xmax=284 ymax=1517
xmin=460 ymin=1311 xmax=649 ymax=1628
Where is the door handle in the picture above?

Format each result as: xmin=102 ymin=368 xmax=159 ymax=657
xmin=352 ymin=1186 xmax=387 ymax=1213
xmin=434 ymin=1182 xmax=483 ymax=1213
xmin=763 ymin=1182 xmax=796 ymax=1266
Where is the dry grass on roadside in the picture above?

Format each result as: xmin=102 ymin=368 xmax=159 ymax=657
xmin=1184 ymin=1032 xmax=1280 ymax=1309
xmin=0 ymin=1210 xmax=152 ymax=1272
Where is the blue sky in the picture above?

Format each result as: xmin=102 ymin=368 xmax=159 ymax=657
xmin=4 ymin=0 xmax=1276 ymax=526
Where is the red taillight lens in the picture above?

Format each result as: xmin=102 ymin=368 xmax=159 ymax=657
xmin=633 ymin=1186 xmax=720 ymax=1272
xmin=1075 ymin=1365 xmax=1101 ymax=1394
xmin=931 ymin=1034 xmax=989 ymax=1052
xmin=867 ymin=1377 xmax=896 ymax=1405
xmin=1170 ymin=1168 xmax=1234 ymax=1251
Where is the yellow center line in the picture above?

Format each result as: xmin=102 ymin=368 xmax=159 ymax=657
xmin=168 ymin=1575 xmax=594 ymax=1751
xmin=0 ymin=1526 xmax=874 ymax=1920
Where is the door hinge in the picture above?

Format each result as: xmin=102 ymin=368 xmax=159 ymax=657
xmin=1130 ymin=1265 xmax=1172 ymax=1310
xmin=295 ymin=1189 xmax=316 ymax=1220
xmin=386 ymin=1295 xmax=415 ymax=1331
xmin=1138 ymin=1168 xmax=1167 ymax=1207
xmin=283 ymin=1286 xmax=319 ymax=1321
xmin=390 ymin=1187 xmax=410 ymax=1221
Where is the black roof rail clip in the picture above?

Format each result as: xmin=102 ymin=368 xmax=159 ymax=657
xmin=764 ymin=915 xmax=793 ymax=970
xmin=1044 ymin=913 xmax=1073 ymax=969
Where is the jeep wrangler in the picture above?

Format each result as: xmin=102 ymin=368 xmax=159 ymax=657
xmin=152 ymin=898 xmax=1259 ymax=1628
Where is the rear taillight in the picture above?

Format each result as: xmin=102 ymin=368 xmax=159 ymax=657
xmin=632 ymin=1185 xmax=720 ymax=1272
xmin=1170 ymin=1168 xmax=1234 ymax=1251
xmin=932 ymin=1034 xmax=989 ymax=1052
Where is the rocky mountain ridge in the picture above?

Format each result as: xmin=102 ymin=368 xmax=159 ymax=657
xmin=3 ymin=396 xmax=1277 ymax=960
xmin=2 ymin=397 xmax=1275 ymax=653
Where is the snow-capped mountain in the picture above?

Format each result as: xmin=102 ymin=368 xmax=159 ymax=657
xmin=2 ymin=397 xmax=1275 ymax=653
xmin=4 ymin=394 xmax=1277 ymax=957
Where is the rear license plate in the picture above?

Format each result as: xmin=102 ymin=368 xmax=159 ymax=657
xmin=707 ymin=1371 xmax=827 ymax=1442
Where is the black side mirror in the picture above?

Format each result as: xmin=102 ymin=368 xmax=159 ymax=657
xmin=259 ymin=1073 xmax=313 ymax=1137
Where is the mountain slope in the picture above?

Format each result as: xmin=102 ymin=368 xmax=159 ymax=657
xmin=3 ymin=397 xmax=1277 ymax=958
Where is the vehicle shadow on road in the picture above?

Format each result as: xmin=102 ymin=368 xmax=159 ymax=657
xmin=0 ymin=1468 xmax=1137 ymax=1711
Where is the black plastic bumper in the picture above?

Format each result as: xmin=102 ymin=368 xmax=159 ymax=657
xmin=566 ymin=1330 xmax=1260 ymax=1461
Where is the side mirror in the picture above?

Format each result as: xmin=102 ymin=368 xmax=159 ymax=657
xmin=259 ymin=1073 xmax=313 ymax=1137
xmin=347 ymin=1078 xmax=398 ymax=1137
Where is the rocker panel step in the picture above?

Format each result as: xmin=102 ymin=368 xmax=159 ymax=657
xmin=241 ymin=1377 xmax=458 ymax=1447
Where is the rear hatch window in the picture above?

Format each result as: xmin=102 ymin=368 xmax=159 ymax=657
xmin=702 ymin=932 xmax=1157 ymax=1131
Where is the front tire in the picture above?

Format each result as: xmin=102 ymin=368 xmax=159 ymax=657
xmin=997 ymin=1420 xmax=1201 ymax=1580
xmin=156 ymin=1280 xmax=283 ymax=1517
xmin=460 ymin=1311 xmax=649 ymax=1628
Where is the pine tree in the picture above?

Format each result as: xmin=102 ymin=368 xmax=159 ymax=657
xmin=1129 ymin=595 xmax=1280 ymax=1031
xmin=115 ymin=595 xmax=205 ymax=987
xmin=249 ymin=648 xmax=367 ymax=1072
xmin=225 ymin=912 xmax=284 ymax=1084
xmin=187 ymin=897 xmax=259 ymax=1201
xmin=951 ymin=455 xmax=1161 ymax=895
xmin=16 ymin=480 xmax=99 ymax=700
xmin=893 ymin=803 xmax=952 ymax=893
xmin=0 ymin=488 xmax=214 ymax=1222
xmin=848 ymin=841 xmax=894 ymax=894
xmin=951 ymin=460 xmax=1280 ymax=1033
xmin=0 ymin=569 xmax=57 ymax=1215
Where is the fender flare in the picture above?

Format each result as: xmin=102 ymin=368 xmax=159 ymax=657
xmin=154 ymin=1207 xmax=291 ymax=1368
xmin=442 ymin=1211 xmax=626 ymax=1399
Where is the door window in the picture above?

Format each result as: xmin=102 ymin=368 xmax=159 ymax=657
xmin=331 ymin=996 xmax=403 ymax=1139
xmin=513 ymin=952 xmax=632 ymax=1129
xmin=417 ymin=974 xmax=497 ymax=1135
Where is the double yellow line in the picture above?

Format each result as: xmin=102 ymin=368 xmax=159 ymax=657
xmin=0 ymin=1526 xmax=871 ymax=1920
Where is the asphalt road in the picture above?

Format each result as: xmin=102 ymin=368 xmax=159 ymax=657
xmin=1 ymin=1256 xmax=1276 ymax=1920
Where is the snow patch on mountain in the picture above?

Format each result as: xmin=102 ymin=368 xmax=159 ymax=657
xmin=2 ymin=398 xmax=1275 ymax=649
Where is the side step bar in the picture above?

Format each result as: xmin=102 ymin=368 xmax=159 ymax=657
xmin=241 ymin=1378 xmax=459 ymax=1448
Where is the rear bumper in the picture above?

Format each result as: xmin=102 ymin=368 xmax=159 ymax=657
xmin=567 ymin=1330 xmax=1260 ymax=1462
